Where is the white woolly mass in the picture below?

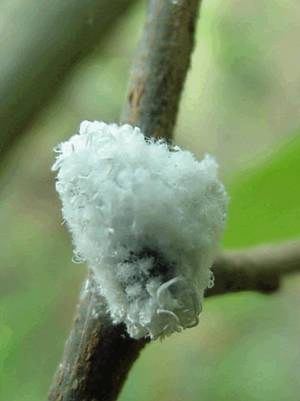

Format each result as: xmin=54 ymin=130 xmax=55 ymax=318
xmin=52 ymin=121 xmax=228 ymax=340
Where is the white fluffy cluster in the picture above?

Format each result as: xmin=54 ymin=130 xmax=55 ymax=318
xmin=52 ymin=121 xmax=227 ymax=339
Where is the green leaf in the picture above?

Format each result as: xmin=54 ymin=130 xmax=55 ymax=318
xmin=223 ymin=134 xmax=300 ymax=248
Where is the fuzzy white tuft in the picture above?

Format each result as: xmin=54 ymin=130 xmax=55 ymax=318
xmin=52 ymin=121 xmax=228 ymax=339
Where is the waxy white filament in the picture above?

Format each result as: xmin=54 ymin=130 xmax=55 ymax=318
xmin=53 ymin=121 xmax=228 ymax=339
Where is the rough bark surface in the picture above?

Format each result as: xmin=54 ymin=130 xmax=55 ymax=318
xmin=48 ymin=1 xmax=202 ymax=400
xmin=48 ymin=277 xmax=147 ymax=401
xmin=121 ymin=0 xmax=201 ymax=140
xmin=209 ymin=240 xmax=300 ymax=297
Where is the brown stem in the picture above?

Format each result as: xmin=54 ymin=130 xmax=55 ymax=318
xmin=48 ymin=1 xmax=202 ymax=400
xmin=48 ymin=277 xmax=147 ymax=401
xmin=208 ymin=240 xmax=300 ymax=297
xmin=121 ymin=0 xmax=201 ymax=140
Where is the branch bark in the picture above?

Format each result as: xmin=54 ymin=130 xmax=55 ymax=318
xmin=208 ymin=240 xmax=300 ymax=297
xmin=0 ymin=0 xmax=136 ymax=163
xmin=48 ymin=277 xmax=146 ymax=401
xmin=121 ymin=0 xmax=200 ymax=140
xmin=49 ymin=1 xmax=202 ymax=400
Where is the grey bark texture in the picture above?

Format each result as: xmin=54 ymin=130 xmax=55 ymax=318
xmin=48 ymin=1 xmax=202 ymax=400
xmin=0 ymin=0 xmax=136 ymax=162
xmin=121 ymin=0 xmax=201 ymax=140
xmin=209 ymin=240 xmax=300 ymax=297
xmin=48 ymin=277 xmax=147 ymax=401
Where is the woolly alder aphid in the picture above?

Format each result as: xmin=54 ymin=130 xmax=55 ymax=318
xmin=52 ymin=121 xmax=228 ymax=340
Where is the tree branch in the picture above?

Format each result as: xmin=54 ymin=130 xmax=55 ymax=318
xmin=208 ymin=240 xmax=300 ymax=297
xmin=0 ymin=0 xmax=136 ymax=164
xmin=49 ymin=1 xmax=202 ymax=400
xmin=48 ymin=276 xmax=147 ymax=401
xmin=121 ymin=0 xmax=200 ymax=140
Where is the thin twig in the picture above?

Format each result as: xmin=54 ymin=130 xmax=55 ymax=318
xmin=121 ymin=0 xmax=200 ymax=140
xmin=208 ymin=240 xmax=300 ymax=297
xmin=48 ymin=1 xmax=202 ymax=400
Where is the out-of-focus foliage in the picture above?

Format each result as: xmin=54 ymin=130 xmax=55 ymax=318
xmin=224 ymin=134 xmax=300 ymax=248
xmin=177 ymin=0 xmax=300 ymax=172
xmin=0 ymin=1 xmax=300 ymax=401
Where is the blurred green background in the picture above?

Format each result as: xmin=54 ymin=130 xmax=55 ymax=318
xmin=1 ymin=0 xmax=300 ymax=400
